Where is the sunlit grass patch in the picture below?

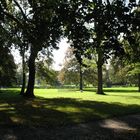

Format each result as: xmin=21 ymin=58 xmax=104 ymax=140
xmin=0 ymin=102 xmax=16 ymax=113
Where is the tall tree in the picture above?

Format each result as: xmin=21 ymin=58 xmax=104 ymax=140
xmin=85 ymin=0 xmax=138 ymax=94
xmin=63 ymin=0 xmax=137 ymax=94
xmin=13 ymin=29 xmax=28 ymax=95
xmin=58 ymin=0 xmax=91 ymax=90
xmin=58 ymin=48 xmax=81 ymax=87
xmin=36 ymin=50 xmax=58 ymax=87
xmin=0 ymin=22 xmax=17 ymax=87
xmin=0 ymin=39 xmax=16 ymax=87
xmin=123 ymin=2 xmax=140 ymax=91
xmin=0 ymin=0 xmax=64 ymax=97
xmin=0 ymin=47 xmax=16 ymax=87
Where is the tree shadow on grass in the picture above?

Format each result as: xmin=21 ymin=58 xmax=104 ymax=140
xmin=0 ymin=89 xmax=140 ymax=126
xmin=0 ymin=89 xmax=140 ymax=139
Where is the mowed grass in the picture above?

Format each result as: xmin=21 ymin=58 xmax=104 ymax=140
xmin=0 ymin=87 xmax=140 ymax=127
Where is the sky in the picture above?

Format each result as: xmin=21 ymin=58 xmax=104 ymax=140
xmin=52 ymin=38 xmax=69 ymax=70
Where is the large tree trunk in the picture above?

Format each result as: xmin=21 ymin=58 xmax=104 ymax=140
xmin=138 ymin=73 xmax=140 ymax=92
xmin=20 ymin=49 xmax=26 ymax=95
xmin=97 ymin=51 xmax=104 ymax=95
xmin=24 ymin=50 xmax=36 ymax=98
xmin=79 ymin=64 xmax=83 ymax=92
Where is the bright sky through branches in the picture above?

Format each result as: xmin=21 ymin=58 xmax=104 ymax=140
xmin=11 ymin=0 xmax=139 ymax=70
xmin=11 ymin=38 xmax=69 ymax=71
xmin=52 ymin=38 xmax=69 ymax=70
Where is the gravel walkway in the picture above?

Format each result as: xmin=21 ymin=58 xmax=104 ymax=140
xmin=0 ymin=114 xmax=140 ymax=140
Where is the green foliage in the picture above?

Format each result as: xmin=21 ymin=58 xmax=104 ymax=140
xmin=128 ymin=63 xmax=140 ymax=75
xmin=0 ymin=19 xmax=17 ymax=87
xmin=58 ymin=48 xmax=80 ymax=85
xmin=0 ymin=0 xmax=66 ymax=96
xmin=124 ymin=31 xmax=140 ymax=63
xmin=83 ymin=59 xmax=98 ymax=86
xmin=106 ymin=56 xmax=140 ymax=87
xmin=0 ymin=47 xmax=16 ymax=87
xmin=62 ymin=0 xmax=136 ymax=63
xmin=36 ymin=55 xmax=59 ymax=86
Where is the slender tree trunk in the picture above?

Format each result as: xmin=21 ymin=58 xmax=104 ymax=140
xmin=97 ymin=51 xmax=104 ymax=95
xmin=24 ymin=50 xmax=36 ymax=98
xmin=79 ymin=64 xmax=83 ymax=92
xmin=20 ymin=71 xmax=26 ymax=95
xmin=20 ymin=49 xmax=26 ymax=95
xmin=138 ymin=73 xmax=140 ymax=92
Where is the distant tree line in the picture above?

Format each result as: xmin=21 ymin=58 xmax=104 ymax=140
xmin=58 ymin=48 xmax=140 ymax=88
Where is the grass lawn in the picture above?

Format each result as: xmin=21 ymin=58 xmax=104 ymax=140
xmin=0 ymin=87 xmax=140 ymax=127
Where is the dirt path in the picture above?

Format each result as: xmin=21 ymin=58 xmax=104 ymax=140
xmin=0 ymin=114 xmax=140 ymax=140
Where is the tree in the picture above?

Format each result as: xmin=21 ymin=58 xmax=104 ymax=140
xmin=108 ymin=56 xmax=134 ymax=86
xmin=19 ymin=41 xmax=27 ymax=95
xmin=123 ymin=3 xmax=140 ymax=91
xmin=63 ymin=0 xmax=137 ymax=94
xmin=0 ymin=0 xmax=64 ymax=97
xmin=132 ymin=63 xmax=140 ymax=92
xmin=13 ymin=30 xmax=28 ymax=95
xmin=85 ymin=0 xmax=138 ymax=94
xmin=0 ymin=21 xmax=17 ymax=87
xmin=0 ymin=46 xmax=16 ymax=87
xmin=58 ymin=48 xmax=98 ymax=89
xmin=36 ymin=50 xmax=59 ymax=87
xmin=83 ymin=66 xmax=98 ymax=87
xmin=58 ymin=48 xmax=81 ymax=87
xmin=58 ymin=0 xmax=92 ymax=90
xmin=127 ymin=63 xmax=140 ymax=90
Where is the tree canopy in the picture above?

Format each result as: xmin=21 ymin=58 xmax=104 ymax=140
xmin=0 ymin=0 xmax=140 ymax=96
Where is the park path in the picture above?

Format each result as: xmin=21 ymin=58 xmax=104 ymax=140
xmin=0 ymin=114 xmax=140 ymax=140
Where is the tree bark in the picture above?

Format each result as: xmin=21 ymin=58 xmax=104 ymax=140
xmin=79 ymin=64 xmax=83 ymax=92
xmin=20 ymin=49 xmax=26 ymax=95
xmin=97 ymin=51 xmax=104 ymax=95
xmin=20 ymin=72 xmax=26 ymax=95
xmin=24 ymin=50 xmax=36 ymax=98
xmin=138 ymin=73 xmax=140 ymax=92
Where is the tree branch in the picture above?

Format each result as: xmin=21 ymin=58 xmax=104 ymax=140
xmin=2 ymin=10 xmax=23 ymax=27
xmin=13 ymin=0 xmax=28 ymax=21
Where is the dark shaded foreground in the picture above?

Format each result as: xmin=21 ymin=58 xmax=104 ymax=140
xmin=0 ymin=114 xmax=140 ymax=140
xmin=0 ymin=89 xmax=140 ymax=139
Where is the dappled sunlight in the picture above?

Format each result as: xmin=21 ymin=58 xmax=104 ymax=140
xmin=3 ymin=134 xmax=17 ymax=140
xmin=0 ymin=103 xmax=15 ymax=111
xmin=0 ymin=88 xmax=140 ymax=127
xmin=100 ymin=119 xmax=137 ymax=131
xmin=10 ymin=116 xmax=25 ymax=124
xmin=51 ymin=106 xmax=81 ymax=113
